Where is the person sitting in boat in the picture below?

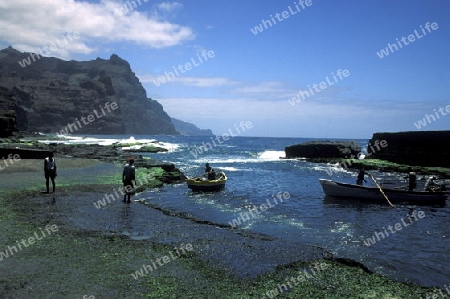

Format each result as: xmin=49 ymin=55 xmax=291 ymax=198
xmin=356 ymin=167 xmax=368 ymax=186
xmin=207 ymin=168 xmax=216 ymax=180
xmin=204 ymin=162 xmax=212 ymax=174
xmin=408 ymin=170 xmax=417 ymax=191
xmin=424 ymin=176 xmax=439 ymax=192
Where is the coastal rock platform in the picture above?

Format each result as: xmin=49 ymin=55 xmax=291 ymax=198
xmin=0 ymin=159 xmax=437 ymax=298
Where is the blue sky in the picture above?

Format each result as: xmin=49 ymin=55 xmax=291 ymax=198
xmin=1 ymin=0 xmax=449 ymax=138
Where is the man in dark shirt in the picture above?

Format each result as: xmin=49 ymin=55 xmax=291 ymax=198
xmin=356 ymin=167 xmax=368 ymax=186
xmin=44 ymin=152 xmax=57 ymax=193
xmin=122 ymin=158 xmax=135 ymax=203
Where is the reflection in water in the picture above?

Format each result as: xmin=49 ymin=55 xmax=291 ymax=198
xmin=118 ymin=203 xmax=133 ymax=233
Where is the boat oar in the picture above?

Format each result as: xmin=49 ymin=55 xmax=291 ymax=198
xmin=368 ymin=173 xmax=395 ymax=207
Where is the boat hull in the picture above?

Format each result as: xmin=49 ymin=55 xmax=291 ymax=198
xmin=319 ymin=179 xmax=448 ymax=205
xmin=186 ymin=172 xmax=227 ymax=192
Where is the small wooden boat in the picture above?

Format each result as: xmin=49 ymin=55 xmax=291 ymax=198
xmin=186 ymin=172 xmax=227 ymax=192
xmin=319 ymin=179 xmax=448 ymax=205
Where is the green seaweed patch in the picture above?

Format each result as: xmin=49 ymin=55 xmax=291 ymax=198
xmin=83 ymin=167 xmax=165 ymax=190
xmin=342 ymin=158 xmax=450 ymax=177
xmin=134 ymin=167 xmax=165 ymax=190
xmin=0 ymin=186 xmax=438 ymax=298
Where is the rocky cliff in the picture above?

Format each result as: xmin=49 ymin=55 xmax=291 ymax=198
xmin=0 ymin=47 xmax=178 ymax=136
xmin=367 ymin=131 xmax=450 ymax=167
xmin=0 ymin=86 xmax=20 ymax=137
xmin=171 ymin=118 xmax=214 ymax=136
xmin=285 ymin=140 xmax=361 ymax=160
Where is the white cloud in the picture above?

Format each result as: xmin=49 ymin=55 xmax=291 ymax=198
xmin=157 ymin=2 xmax=183 ymax=12
xmin=0 ymin=0 xmax=195 ymax=58
xmin=170 ymin=77 xmax=238 ymax=87
xmin=140 ymin=74 xmax=239 ymax=87
xmin=228 ymin=81 xmax=293 ymax=100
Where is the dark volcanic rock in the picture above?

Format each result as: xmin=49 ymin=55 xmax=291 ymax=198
xmin=367 ymin=131 xmax=450 ymax=167
xmin=132 ymin=156 xmax=177 ymax=172
xmin=285 ymin=140 xmax=361 ymax=160
xmin=0 ymin=147 xmax=51 ymax=159
xmin=0 ymin=87 xmax=20 ymax=137
xmin=0 ymin=46 xmax=179 ymax=135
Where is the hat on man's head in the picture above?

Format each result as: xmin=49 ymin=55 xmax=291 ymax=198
xmin=129 ymin=157 xmax=135 ymax=163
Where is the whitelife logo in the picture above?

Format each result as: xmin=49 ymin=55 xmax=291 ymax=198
xmin=18 ymin=32 xmax=81 ymax=68
xmin=376 ymin=22 xmax=438 ymax=59
xmin=250 ymin=0 xmax=313 ymax=35
xmin=153 ymin=50 xmax=215 ymax=87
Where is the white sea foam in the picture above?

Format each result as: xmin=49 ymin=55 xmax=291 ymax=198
xmin=37 ymin=135 xmax=180 ymax=152
xmin=258 ymin=150 xmax=285 ymax=160
xmin=218 ymin=166 xmax=242 ymax=172
xmin=193 ymin=151 xmax=285 ymax=165
xmin=312 ymin=163 xmax=352 ymax=175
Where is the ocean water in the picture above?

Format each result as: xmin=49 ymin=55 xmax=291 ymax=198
xmin=47 ymin=135 xmax=450 ymax=289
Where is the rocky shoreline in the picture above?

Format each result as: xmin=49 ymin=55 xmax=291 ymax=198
xmin=0 ymin=157 xmax=439 ymax=298
xmin=0 ymin=134 xmax=186 ymax=186
xmin=0 ymin=133 xmax=448 ymax=297
xmin=284 ymin=135 xmax=450 ymax=178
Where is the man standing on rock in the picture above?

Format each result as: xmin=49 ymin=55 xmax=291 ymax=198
xmin=122 ymin=158 xmax=135 ymax=203
xmin=44 ymin=152 xmax=57 ymax=193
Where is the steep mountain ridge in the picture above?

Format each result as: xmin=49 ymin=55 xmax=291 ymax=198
xmin=171 ymin=118 xmax=214 ymax=136
xmin=0 ymin=47 xmax=178 ymax=136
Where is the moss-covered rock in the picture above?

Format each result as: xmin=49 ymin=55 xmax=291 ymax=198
xmin=339 ymin=158 xmax=450 ymax=178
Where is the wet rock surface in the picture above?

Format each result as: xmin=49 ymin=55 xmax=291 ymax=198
xmin=368 ymin=130 xmax=450 ymax=167
xmin=31 ymin=188 xmax=329 ymax=279
xmin=0 ymin=159 xmax=436 ymax=298
xmin=285 ymin=140 xmax=361 ymax=161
